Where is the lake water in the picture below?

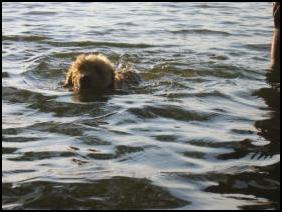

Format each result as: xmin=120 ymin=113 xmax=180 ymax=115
xmin=2 ymin=2 xmax=280 ymax=210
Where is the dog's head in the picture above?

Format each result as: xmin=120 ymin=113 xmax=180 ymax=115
xmin=64 ymin=53 xmax=115 ymax=93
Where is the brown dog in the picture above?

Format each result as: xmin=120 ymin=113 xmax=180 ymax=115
xmin=63 ymin=53 xmax=141 ymax=93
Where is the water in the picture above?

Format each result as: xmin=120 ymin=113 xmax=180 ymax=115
xmin=2 ymin=2 xmax=280 ymax=210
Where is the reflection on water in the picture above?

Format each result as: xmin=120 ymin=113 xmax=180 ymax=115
xmin=2 ymin=2 xmax=280 ymax=210
xmin=200 ymin=69 xmax=280 ymax=210
xmin=3 ymin=177 xmax=188 ymax=210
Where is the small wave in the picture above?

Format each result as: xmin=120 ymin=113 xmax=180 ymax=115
xmin=128 ymin=105 xmax=215 ymax=122
xmin=114 ymin=21 xmax=138 ymax=27
xmin=199 ymin=66 xmax=242 ymax=79
xmin=87 ymin=145 xmax=144 ymax=160
xmin=2 ymin=72 xmax=9 ymax=78
xmin=245 ymin=43 xmax=270 ymax=51
xmin=23 ymin=11 xmax=58 ymax=16
xmin=27 ymin=121 xmax=86 ymax=136
xmin=2 ymin=147 xmax=18 ymax=154
xmin=2 ymin=86 xmax=48 ymax=104
xmin=3 ymin=136 xmax=40 ymax=143
xmin=8 ymin=151 xmax=77 ymax=162
xmin=45 ymin=40 xmax=155 ymax=48
xmin=196 ymin=3 xmax=238 ymax=10
xmin=162 ymin=90 xmax=229 ymax=99
xmin=2 ymin=35 xmax=50 ymax=42
xmin=169 ymin=29 xmax=231 ymax=36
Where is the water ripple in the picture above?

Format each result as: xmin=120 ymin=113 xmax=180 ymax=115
xmin=2 ymin=2 xmax=279 ymax=210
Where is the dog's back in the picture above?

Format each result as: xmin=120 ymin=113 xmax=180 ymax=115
xmin=114 ymin=70 xmax=141 ymax=89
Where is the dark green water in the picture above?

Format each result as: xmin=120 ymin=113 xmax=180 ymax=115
xmin=2 ymin=2 xmax=280 ymax=210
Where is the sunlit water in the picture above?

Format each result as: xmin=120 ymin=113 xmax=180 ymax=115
xmin=2 ymin=2 xmax=280 ymax=210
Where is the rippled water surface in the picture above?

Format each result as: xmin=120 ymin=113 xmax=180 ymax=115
xmin=2 ymin=2 xmax=280 ymax=210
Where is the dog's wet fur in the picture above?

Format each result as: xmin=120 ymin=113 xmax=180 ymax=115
xmin=63 ymin=53 xmax=141 ymax=93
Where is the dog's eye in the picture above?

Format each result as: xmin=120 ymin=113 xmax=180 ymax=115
xmin=81 ymin=75 xmax=90 ymax=81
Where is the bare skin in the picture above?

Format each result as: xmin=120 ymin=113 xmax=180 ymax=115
xmin=270 ymin=2 xmax=280 ymax=71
